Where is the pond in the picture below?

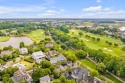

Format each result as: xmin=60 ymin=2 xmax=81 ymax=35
xmin=0 ymin=36 xmax=33 ymax=48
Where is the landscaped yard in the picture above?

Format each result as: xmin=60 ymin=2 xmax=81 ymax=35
xmin=80 ymin=58 xmax=96 ymax=69
xmin=103 ymin=73 xmax=123 ymax=83
xmin=19 ymin=61 xmax=31 ymax=66
xmin=69 ymin=29 xmax=125 ymax=56
xmin=24 ymin=29 xmax=48 ymax=43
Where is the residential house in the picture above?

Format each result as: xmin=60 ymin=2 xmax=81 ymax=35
xmin=67 ymin=61 xmax=77 ymax=68
xmin=19 ymin=48 xmax=28 ymax=55
xmin=0 ymin=50 xmax=13 ymax=58
xmin=86 ymin=76 xmax=106 ymax=83
xmin=71 ymin=67 xmax=88 ymax=83
xmin=46 ymin=50 xmax=57 ymax=57
xmin=118 ymin=26 xmax=125 ymax=38
xmin=31 ymin=51 xmax=46 ymax=64
xmin=50 ymin=54 xmax=67 ymax=64
xmin=12 ymin=70 xmax=33 ymax=83
xmin=13 ymin=63 xmax=26 ymax=70
xmin=39 ymin=75 xmax=51 ymax=83
xmin=0 ymin=65 xmax=7 ymax=72
xmin=45 ymin=43 xmax=53 ymax=48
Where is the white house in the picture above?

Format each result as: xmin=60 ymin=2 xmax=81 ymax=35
xmin=32 ymin=51 xmax=46 ymax=64
xmin=13 ymin=63 xmax=26 ymax=70
xmin=20 ymin=48 xmax=28 ymax=55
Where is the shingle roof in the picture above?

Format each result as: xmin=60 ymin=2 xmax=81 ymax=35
xmin=40 ymin=75 xmax=50 ymax=81
xmin=50 ymin=54 xmax=67 ymax=64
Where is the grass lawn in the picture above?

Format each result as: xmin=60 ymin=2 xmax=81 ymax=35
xmin=24 ymin=29 xmax=48 ymax=43
xmin=0 ymin=36 xmax=10 ymax=42
xmin=19 ymin=61 xmax=31 ymax=66
xmin=103 ymin=73 xmax=123 ymax=83
xmin=80 ymin=58 xmax=96 ymax=69
xmin=69 ymin=29 xmax=125 ymax=56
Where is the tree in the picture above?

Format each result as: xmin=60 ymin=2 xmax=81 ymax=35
xmin=75 ymin=50 xmax=87 ymax=59
xmin=122 ymin=46 xmax=125 ymax=51
xmin=61 ymin=44 xmax=67 ymax=50
xmin=120 ymin=66 xmax=125 ymax=77
xmin=97 ymin=38 xmax=100 ymax=41
xmin=20 ymin=42 xmax=25 ymax=48
xmin=114 ymin=43 xmax=118 ymax=47
xmin=40 ymin=60 xmax=52 ymax=68
xmin=66 ymin=55 xmax=77 ymax=62
xmin=78 ymin=32 xmax=83 ymax=36
xmin=108 ymin=42 xmax=112 ymax=46
xmin=53 ymin=79 xmax=62 ymax=83
xmin=96 ymin=62 xmax=106 ymax=73
xmin=90 ymin=69 xmax=99 ymax=77
xmin=66 ymin=80 xmax=76 ymax=83
xmin=59 ymin=75 xmax=66 ymax=82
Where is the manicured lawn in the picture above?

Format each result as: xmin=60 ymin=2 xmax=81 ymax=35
xmin=69 ymin=29 xmax=125 ymax=56
xmin=0 ymin=36 xmax=10 ymax=42
xmin=103 ymin=73 xmax=123 ymax=83
xmin=19 ymin=61 xmax=31 ymax=66
xmin=24 ymin=29 xmax=48 ymax=43
xmin=80 ymin=58 xmax=96 ymax=69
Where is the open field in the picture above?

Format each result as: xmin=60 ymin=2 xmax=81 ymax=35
xmin=24 ymin=29 xmax=48 ymax=43
xmin=69 ymin=29 xmax=125 ymax=56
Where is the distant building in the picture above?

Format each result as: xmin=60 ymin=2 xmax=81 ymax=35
xmin=12 ymin=70 xmax=33 ymax=83
xmin=31 ymin=51 xmax=46 ymax=64
xmin=50 ymin=54 xmax=67 ymax=64
xmin=45 ymin=43 xmax=53 ymax=48
xmin=119 ymin=26 xmax=125 ymax=32
xmin=39 ymin=75 xmax=51 ymax=83
xmin=19 ymin=48 xmax=28 ymax=55
xmin=46 ymin=50 xmax=57 ymax=57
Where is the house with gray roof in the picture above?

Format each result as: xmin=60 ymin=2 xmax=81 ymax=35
xmin=39 ymin=75 xmax=51 ymax=83
xmin=12 ymin=70 xmax=33 ymax=83
xmin=71 ymin=67 xmax=88 ymax=83
xmin=46 ymin=50 xmax=57 ymax=57
xmin=31 ymin=51 xmax=46 ymax=64
xmin=45 ymin=43 xmax=53 ymax=48
xmin=19 ymin=48 xmax=28 ymax=55
xmin=50 ymin=54 xmax=67 ymax=64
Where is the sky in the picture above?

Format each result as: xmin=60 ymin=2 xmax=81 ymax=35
xmin=0 ymin=0 xmax=125 ymax=18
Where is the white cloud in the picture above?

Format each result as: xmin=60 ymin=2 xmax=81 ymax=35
xmin=37 ymin=9 xmax=64 ymax=17
xmin=81 ymin=5 xmax=125 ymax=18
xmin=0 ymin=6 xmax=46 ymax=14
xmin=82 ymin=6 xmax=111 ymax=12
xmin=97 ymin=0 xmax=102 ymax=3
xmin=82 ymin=6 xmax=103 ymax=12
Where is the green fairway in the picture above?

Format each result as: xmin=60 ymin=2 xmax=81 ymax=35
xmin=24 ymin=29 xmax=47 ymax=43
xmin=69 ymin=29 xmax=125 ymax=56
